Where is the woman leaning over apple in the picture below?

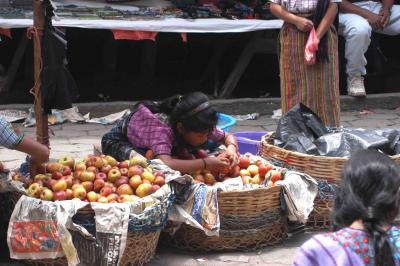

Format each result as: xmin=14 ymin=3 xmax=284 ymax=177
xmin=101 ymin=91 xmax=238 ymax=174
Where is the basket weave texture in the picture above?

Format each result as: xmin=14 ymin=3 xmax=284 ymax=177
xmin=260 ymin=133 xmax=400 ymax=229
xmin=163 ymin=185 xmax=287 ymax=251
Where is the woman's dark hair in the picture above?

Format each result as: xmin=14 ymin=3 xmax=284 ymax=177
xmin=313 ymin=0 xmax=331 ymax=62
xmin=332 ymin=149 xmax=400 ymax=266
xmin=137 ymin=91 xmax=218 ymax=133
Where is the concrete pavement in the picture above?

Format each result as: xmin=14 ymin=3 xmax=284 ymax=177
xmin=1 ymin=106 xmax=400 ymax=265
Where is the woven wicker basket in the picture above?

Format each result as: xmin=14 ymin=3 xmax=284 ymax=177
xmin=163 ymin=185 xmax=287 ymax=251
xmin=24 ymin=230 xmax=160 ymax=266
xmin=260 ymin=133 xmax=400 ymax=229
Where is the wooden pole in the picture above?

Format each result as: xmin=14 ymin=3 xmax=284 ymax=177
xmin=32 ymin=0 xmax=49 ymax=146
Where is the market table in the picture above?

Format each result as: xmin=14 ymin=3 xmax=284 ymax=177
xmin=0 ymin=0 xmax=284 ymax=97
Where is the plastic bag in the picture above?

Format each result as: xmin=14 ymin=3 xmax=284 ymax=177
xmin=315 ymin=129 xmax=390 ymax=157
xmin=274 ymin=103 xmax=328 ymax=148
xmin=304 ymin=27 xmax=319 ymax=65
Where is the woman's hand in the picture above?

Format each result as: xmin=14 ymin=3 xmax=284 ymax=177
xmin=294 ymin=17 xmax=314 ymax=32
xmin=379 ymin=7 xmax=391 ymax=28
xmin=204 ymin=157 xmax=230 ymax=172
xmin=226 ymin=145 xmax=238 ymax=167
xmin=365 ymin=11 xmax=383 ymax=30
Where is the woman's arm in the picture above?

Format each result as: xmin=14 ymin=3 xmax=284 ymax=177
xmin=270 ymin=3 xmax=314 ymax=31
xmin=157 ymin=154 xmax=229 ymax=174
xmin=316 ymin=3 xmax=338 ymax=40
xmin=15 ymin=136 xmax=50 ymax=165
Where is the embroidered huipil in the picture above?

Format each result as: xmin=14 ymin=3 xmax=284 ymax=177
xmin=293 ymin=227 xmax=400 ymax=266
xmin=126 ymin=104 xmax=225 ymax=156
xmin=269 ymin=0 xmax=341 ymax=14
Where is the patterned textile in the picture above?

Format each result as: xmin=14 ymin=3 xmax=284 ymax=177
xmin=278 ymin=23 xmax=340 ymax=127
xmin=0 ymin=116 xmax=23 ymax=149
xmin=126 ymin=104 xmax=225 ymax=156
xmin=293 ymin=226 xmax=400 ymax=266
xmin=270 ymin=0 xmax=341 ymax=14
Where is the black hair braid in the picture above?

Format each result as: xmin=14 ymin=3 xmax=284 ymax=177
xmin=313 ymin=0 xmax=330 ymax=62
xmin=363 ymin=217 xmax=395 ymax=266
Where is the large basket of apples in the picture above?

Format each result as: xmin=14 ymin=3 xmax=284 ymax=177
xmin=11 ymin=154 xmax=172 ymax=266
xmin=164 ymin=152 xmax=288 ymax=251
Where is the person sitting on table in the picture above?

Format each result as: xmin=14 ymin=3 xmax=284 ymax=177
xmin=101 ymin=91 xmax=238 ymax=174
xmin=293 ymin=149 xmax=400 ymax=265
xmin=339 ymin=0 xmax=400 ymax=97
xmin=0 ymin=116 xmax=49 ymax=175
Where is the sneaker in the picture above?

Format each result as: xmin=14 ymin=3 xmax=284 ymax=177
xmin=347 ymin=74 xmax=366 ymax=97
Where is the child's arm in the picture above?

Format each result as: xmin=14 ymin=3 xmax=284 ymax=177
xmin=157 ymin=154 xmax=230 ymax=174
xmin=315 ymin=3 xmax=339 ymax=40
xmin=223 ymin=132 xmax=239 ymax=167
xmin=270 ymin=3 xmax=314 ymax=32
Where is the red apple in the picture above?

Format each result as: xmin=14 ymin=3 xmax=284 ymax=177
xmin=153 ymin=176 xmax=165 ymax=187
xmin=128 ymin=165 xmax=144 ymax=177
xmin=100 ymin=186 xmax=113 ymax=197
xmin=119 ymin=168 xmax=129 ymax=176
xmin=100 ymin=165 xmax=112 ymax=174
xmin=66 ymin=189 xmax=73 ymax=200
xmin=86 ymin=166 xmax=98 ymax=174
xmin=52 ymin=171 xmax=63 ymax=180
xmin=60 ymin=166 xmax=71 ymax=176
xmin=73 ymin=170 xmax=83 ymax=180
xmin=72 ymin=187 xmax=87 ymax=200
xmin=94 ymin=157 xmax=105 ymax=169
xmin=47 ymin=179 xmax=57 ymax=190
xmin=118 ymin=160 xmax=130 ymax=169
xmin=81 ymin=181 xmax=94 ymax=192
xmin=117 ymin=184 xmax=133 ymax=195
xmin=95 ymin=172 xmax=107 ymax=181
xmin=108 ymin=169 xmax=121 ymax=183
xmin=74 ymin=161 xmax=86 ymax=172
xmin=154 ymin=171 xmax=165 ymax=178
xmin=239 ymin=156 xmax=251 ymax=169
xmin=230 ymin=165 xmax=241 ymax=177
xmin=80 ymin=171 xmax=95 ymax=182
xmin=106 ymin=193 xmax=119 ymax=203
xmin=64 ymin=175 xmax=73 ymax=188
xmin=129 ymin=175 xmax=142 ymax=189
xmin=52 ymin=179 xmax=68 ymax=192
xmin=152 ymin=184 xmax=161 ymax=192
xmin=114 ymin=176 xmax=129 ymax=188
xmin=54 ymin=190 xmax=67 ymax=201
xmin=258 ymin=164 xmax=273 ymax=178
xmin=40 ymin=188 xmax=54 ymax=201
xmin=46 ymin=162 xmax=63 ymax=173
xmin=94 ymin=179 xmax=105 ymax=192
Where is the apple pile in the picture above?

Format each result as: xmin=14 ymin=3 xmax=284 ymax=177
xmin=192 ymin=154 xmax=282 ymax=187
xmin=25 ymin=154 xmax=166 ymax=203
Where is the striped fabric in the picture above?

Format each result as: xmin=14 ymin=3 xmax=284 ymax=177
xmin=278 ymin=23 xmax=340 ymax=127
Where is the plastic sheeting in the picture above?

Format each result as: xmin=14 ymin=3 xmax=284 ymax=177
xmin=273 ymin=104 xmax=400 ymax=157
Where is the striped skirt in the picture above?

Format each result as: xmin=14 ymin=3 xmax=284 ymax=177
xmin=278 ymin=23 xmax=340 ymax=127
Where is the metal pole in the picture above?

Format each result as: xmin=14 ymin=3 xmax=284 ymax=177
xmin=32 ymin=0 xmax=49 ymax=146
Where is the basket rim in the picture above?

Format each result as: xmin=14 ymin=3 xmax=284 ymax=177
xmin=217 ymin=184 xmax=281 ymax=196
xmin=261 ymin=132 xmax=400 ymax=161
